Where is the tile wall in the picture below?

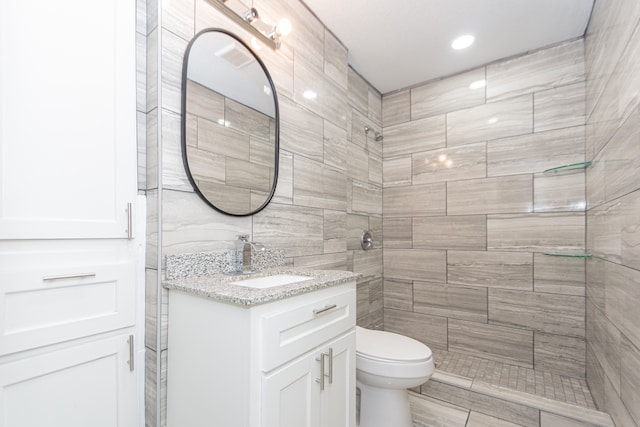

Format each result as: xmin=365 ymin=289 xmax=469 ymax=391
xmin=381 ymin=39 xmax=588 ymax=378
xmin=584 ymin=0 xmax=640 ymax=426
xmin=144 ymin=0 xmax=384 ymax=425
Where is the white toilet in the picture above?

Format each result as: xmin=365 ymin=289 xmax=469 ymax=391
xmin=356 ymin=326 xmax=434 ymax=427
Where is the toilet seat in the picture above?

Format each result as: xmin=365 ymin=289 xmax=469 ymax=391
xmin=355 ymin=327 xmax=434 ymax=379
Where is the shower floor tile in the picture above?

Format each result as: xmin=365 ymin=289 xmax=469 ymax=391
xmin=431 ymin=350 xmax=596 ymax=410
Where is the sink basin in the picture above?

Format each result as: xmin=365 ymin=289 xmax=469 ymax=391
xmin=230 ymin=274 xmax=313 ymax=289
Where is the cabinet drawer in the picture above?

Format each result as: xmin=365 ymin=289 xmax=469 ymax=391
xmin=261 ymin=287 xmax=355 ymax=372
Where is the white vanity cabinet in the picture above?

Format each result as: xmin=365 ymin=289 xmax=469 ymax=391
xmin=166 ymin=281 xmax=356 ymax=427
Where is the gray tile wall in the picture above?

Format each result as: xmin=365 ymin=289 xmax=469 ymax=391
xmin=585 ymin=1 xmax=640 ymax=426
xmin=382 ymin=39 xmax=588 ymax=376
xmin=144 ymin=0 xmax=383 ymax=425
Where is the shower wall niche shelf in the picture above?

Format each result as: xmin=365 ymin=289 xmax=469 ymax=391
xmin=543 ymin=161 xmax=592 ymax=174
xmin=543 ymin=252 xmax=592 ymax=258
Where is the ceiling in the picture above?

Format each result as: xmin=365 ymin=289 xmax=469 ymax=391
xmin=303 ymin=0 xmax=594 ymax=94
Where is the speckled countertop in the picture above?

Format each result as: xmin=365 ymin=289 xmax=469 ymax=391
xmin=163 ymin=268 xmax=360 ymax=306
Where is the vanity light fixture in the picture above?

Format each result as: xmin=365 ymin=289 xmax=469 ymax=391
xmin=205 ymin=0 xmax=291 ymax=50
xmin=451 ymin=34 xmax=475 ymax=50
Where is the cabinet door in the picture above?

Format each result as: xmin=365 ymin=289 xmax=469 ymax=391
xmin=320 ymin=331 xmax=356 ymax=427
xmin=262 ymin=351 xmax=321 ymax=427
xmin=0 ymin=0 xmax=136 ymax=239
xmin=0 ymin=333 xmax=137 ymax=427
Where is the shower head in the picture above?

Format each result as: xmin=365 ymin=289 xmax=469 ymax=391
xmin=364 ymin=125 xmax=383 ymax=142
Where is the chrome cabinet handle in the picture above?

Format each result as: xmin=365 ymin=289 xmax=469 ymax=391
xmin=328 ymin=347 xmax=333 ymax=385
xmin=127 ymin=335 xmax=134 ymax=372
xmin=313 ymin=304 xmax=337 ymax=316
xmin=315 ymin=353 xmax=326 ymax=390
xmin=42 ymin=272 xmax=96 ymax=281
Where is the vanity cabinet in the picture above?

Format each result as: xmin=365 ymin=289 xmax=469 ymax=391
xmin=167 ymin=281 xmax=356 ymax=427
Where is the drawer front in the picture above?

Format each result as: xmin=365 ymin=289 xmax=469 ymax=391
xmin=0 ymin=262 xmax=136 ymax=355
xmin=261 ymin=286 xmax=355 ymax=372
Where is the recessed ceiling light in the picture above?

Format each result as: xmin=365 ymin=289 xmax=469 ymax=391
xmin=303 ymin=89 xmax=317 ymax=100
xmin=469 ymin=79 xmax=486 ymax=89
xmin=452 ymin=35 xmax=475 ymax=50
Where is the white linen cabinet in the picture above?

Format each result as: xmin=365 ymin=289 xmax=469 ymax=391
xmin=0 ymin=0 xmax=140 ymax=426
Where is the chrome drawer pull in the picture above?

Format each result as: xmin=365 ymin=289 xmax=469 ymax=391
xmin=313 ymin=304 xmax=337 ymax=316
xmin=315 ymin=353 xmax=326 ymax=390
xmin=43 ymin=272 xmax=96 ymax=281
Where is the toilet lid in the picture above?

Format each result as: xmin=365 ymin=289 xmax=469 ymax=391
xmin=356 ymin=326 xmax=432 ymax=362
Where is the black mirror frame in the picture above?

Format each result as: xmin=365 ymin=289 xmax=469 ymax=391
xmin=181 ymin=28 xmax=279 ymax=217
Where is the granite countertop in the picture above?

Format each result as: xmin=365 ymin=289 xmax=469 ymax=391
xmin=163 ymin=267 xmax=360 ymax=306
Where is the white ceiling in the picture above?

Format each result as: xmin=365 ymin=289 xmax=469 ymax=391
xmin=303 ymin=0 xmax=594 ymax=94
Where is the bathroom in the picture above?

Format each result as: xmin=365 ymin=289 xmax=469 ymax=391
xmin=0 ymin=0 xmax=639 ymax=426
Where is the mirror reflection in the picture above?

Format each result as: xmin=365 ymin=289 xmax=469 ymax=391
xmin=182 ymin=29 xmax=279 ymax=216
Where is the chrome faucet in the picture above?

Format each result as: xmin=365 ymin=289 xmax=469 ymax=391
xmin=235 ymin=235 xmax=265 ymax=274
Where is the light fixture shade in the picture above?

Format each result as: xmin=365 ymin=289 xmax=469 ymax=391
xmin=277 ymin=18 xmax=292 ymax=36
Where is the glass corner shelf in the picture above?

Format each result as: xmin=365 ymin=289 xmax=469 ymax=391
xmin=543 ymin=252 xmax=592 ymax=259
xmin=543 ymin=161 xmax=592 ymax=174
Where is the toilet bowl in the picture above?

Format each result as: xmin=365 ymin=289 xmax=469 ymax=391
xmin=356 ymin=326 xmax=434 ymax=427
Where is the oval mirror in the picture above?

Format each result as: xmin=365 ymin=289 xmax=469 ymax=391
xmin=181 ymin=28 xmax=279 ymax=216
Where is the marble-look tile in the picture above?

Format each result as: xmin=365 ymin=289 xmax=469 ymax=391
xmin=272 ymin=150 xmax=293 ymax=204
xmin=446 ymin=95 xmax=533 ymax=147
xmin=136 ymin=0 xmax=147 ymax=35
xmin=277 ymin=97 xmax=324 ymax=162
xmin=587 ymin=190 xmax=640 ymax=269
xmin=225 ymin=98 xmax=271 ymax=139
xmin=348 ymin=67 xmax=369 ymax=114
xmin=353 ymin=249 xmax=383 ymax=282
xmin=535 ymin=332 xmax=586 ymax=378
xmin=421 ymin=379 xmax=539 ymax=426
xmin=448 ymin=250 xmax=533 ymax=291
xmin=145 ymin=348 xmax=168 ymax=427
xmin=163 ymin=109 xmax=193 ymax=191
xmin=197 ymin=117 xmax=250 ymax=160
xmin=605 ymin=260 xmax=640 ymax=350
xmin=586 ymin=344 xmax=606 ymax=412
xmin=383 ymin=156 xmax=412 ymax=188
xmin=588 ymin=21 xmax=640 ymax=158
xmin=409 ymin=392 xmax=469 ymax=427
xmin=160 ymin=28 xmax=188 ymax=114
xmin=621 ymin=335 xmax=640 ymax=423
xmin=369 ymin=149 xmax=383 ymax=186
xmin=383 ymin=183 xmax=446 ymax=217
xmin=383 ymin=279 xmax=413 ymax=311
xmin=253 ymin=203 xmax=324 ymax=257
xmin=146 ymin=190 xmax=159 ymax=268
xmin=384 ymin=308 xmax=448 ymax=350
xmin=293 ymin=155 xmax=346 ymax=210
xmin=368 ymin=88 xmax=382 ymax=124
xmin=147 ymin=28 xmax=158 ymax=112
xmin=540 ymin=412 xmax=604 ymax=427
xmin=161 ymin=0 xmax=194 ymax=41
xmin=534 ymin=171 xmax=586 ymax=212
xmin=323 ymin=29 xmax=348 ymax=90
xmin=383 ymin=115 xmax=446 ymax=158
xmin=351 ymin=181 xmax=382 ymax=216
xmin=448 ymin=319 xmax=534 ymax=367
xmin=346 ymin=214 xmax=369 ymax=251
xmin=535 ymin=82 xmax=586 ymax=132
xmin=347 ymin=139 xmax=370 ymax=183
xmin=383 ymin=249 xmax=446 ymax=283
xmin=487 ymin=39 xmax=585 ymax=101
xmin=594 ymin=108 xmax=640 ymax=204
xmin=534 ymin=253 xmax=585 ymax=296
xmin=323 ymin=119 xmax=347 ymax=172
xmin=604 ymin=373 xmax=638 ymax=427
xmin=323 ymin=210 xmax=346 ymax=254
xmin=411 ymin=67 xmax=486 ymax=120
xmin=412 ymin=142 xmax=486 ymax=185
xmin=382 ymin=89 xmax=410 ymax=127
xmin=293 ymin=252 xmax=347 ymax=271
xmin=136 ymin=31 xmax=147 ymax=114
xmin=145 ymin=268 xmax=165 ymax=351
xmin=294 ymin=57 xmax=348 ymax=129
xmin=586 ymin=300 xmax=622 ymax=395
xmin=586 ymin=257 xmax=606 ymax=312
xmin=467 ymin=411 xmax=524 ymax=427
xmin=383 ymin=217 xmax=412 ymax=248
xmin=137 ymin=111 xmax=147 ymax=190
xmin=368 ymin=216 xmax=383 ymax=248
xmin=489 ymin=289 xmax=585 ymax=338
xmin=487 ymin=213 xmax=585 ymax=252
xmin=225 ymin=157 xmax=271 ymax=192
xmin=487 ymin=126 xmax=585 ymax=177
xmin=162 ymin=189 xmax=251 ymax=253
xmin=413 ymin=215 xmax=486 ymax=250
xmin=414 ymin=282 xmax=488 ymax=323
xmin=447 ymin=175 xmax=533 ymax=215
xmin=357 ymin=280 xmax=370 ymax=325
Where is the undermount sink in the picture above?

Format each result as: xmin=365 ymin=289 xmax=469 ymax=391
xmin=229 ymin=274 xmax=313 ymax=289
